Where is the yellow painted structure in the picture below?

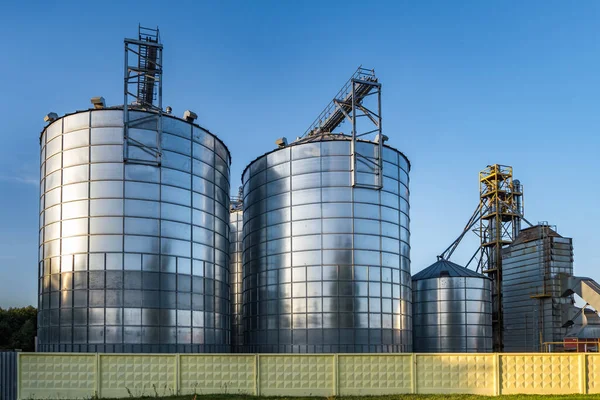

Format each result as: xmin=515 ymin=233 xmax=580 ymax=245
xmin=17 ymin=352 xmax=598 ymax=398
xmin=478 ymin=164 xmax=523 ymax=351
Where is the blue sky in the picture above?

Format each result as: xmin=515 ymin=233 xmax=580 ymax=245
xmin=0 ymin=1 xmax=598 ymax=307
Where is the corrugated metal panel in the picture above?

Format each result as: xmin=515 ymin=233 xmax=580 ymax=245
xmin=502 ymin=234 xmax=574 ymax=352
xmin=412 ymin=275 xmax=493 ymax=353
xmin=0 ymin=352 xmax=17 ymax=400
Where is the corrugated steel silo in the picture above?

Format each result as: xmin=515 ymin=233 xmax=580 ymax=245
xmin=412 ymin=259 xmax=492 ymax=352
xmin=229 ymin=207 xmax=244 ymax=351
xmin=37 ymin=108 xmax=231 ymax=352
xmin=241 ymin=135 xmax=412 ymax=353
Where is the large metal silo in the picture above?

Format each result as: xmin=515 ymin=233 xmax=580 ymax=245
xmin=412 ymin=259 xmax=492 ymax=352
xmin=241 ymin=135 xmax=412 ymax=353
xmin=229 ymin=206 xmax=244 ymax=351
xmin=37 ymin=108 xmax=231 ymax=352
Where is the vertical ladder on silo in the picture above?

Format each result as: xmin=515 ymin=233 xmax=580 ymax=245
xmin=123 ymin=25 xmax=163 ymax=166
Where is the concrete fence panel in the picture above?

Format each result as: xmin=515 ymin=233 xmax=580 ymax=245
xmin=258 ymin=355 xmax=334 ymax=397
xmin=338 ymin=354 xmax=412 ymax=395
xmin=98 ymin=354 xmax=176 ymax=398
xmin=18 ymin=353 xmax=95 ymax=400
xmin=415 ymin=354 xmax=495 ymax=395
xmin=587 ymin=354 xmax=600 ymax=394
xmin=179 ymin=355 xmax=254 ymax=395
xmin=16 ymin=352 xmax=600 ymax=398
xmin=500 ymin=353 xmax=581 ymax=395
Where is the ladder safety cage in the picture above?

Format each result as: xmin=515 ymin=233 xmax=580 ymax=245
xmin=123 ymin=25 xmax=163 ymax=166
xmin=303 ymin=67 xmax=384 ymax=189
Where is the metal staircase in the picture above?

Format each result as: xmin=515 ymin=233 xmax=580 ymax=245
xmin=303 ymin=67 xmax=383 ymax=189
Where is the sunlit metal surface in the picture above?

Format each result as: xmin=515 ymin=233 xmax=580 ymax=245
xmin=241 ymin=135 xmax=412 ymax=352
xmin=412 ymin=260 xmax=492 ymax=352
xmin=37 ymin=109 xmax=231 ymax=352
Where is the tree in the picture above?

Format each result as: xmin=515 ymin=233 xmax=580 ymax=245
xmin=0 ymin=306 xmax=37 ymax=351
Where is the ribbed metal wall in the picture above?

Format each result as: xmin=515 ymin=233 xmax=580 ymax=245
xmin=229 ymin=209 xmax=243 ymax=351
xmin=413 ymin=274 xmax=492 ymax=352
xmin=37 ymin=109 xmax=231 ymax=352
xmin=502 ymin=229 xmax=574 ymax=352
xmin=241 ymin=136 xmax=412 ymax=352
xmin=0 ymin=352 xmax=17 ymax=400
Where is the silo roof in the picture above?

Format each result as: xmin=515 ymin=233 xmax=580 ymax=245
xmin=412 ymin=259 xmax=489 ymax=281
xmin=240 ymin=133 xmax=411 ymax=180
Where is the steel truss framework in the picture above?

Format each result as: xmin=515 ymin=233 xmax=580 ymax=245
xmin=123 ymin=25 xmax=163 ymax=166
xmin=477 ymin=164 xmax=524 ymax=351
xmin=304 ymin=67 xmax=383 ymax=189
xmin=438 ymin=164 xmax=528 ymax=351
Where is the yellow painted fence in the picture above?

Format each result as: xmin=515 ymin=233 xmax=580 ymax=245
xmin=17 ymin=353 xmax=600 ymax=398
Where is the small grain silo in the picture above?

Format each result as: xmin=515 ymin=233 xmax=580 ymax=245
xmin=412 ymin=259 xmax=492 ymax=352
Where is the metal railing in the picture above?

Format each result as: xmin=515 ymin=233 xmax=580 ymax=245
xmin=303 ymin=67 xmax=377 ymax=138
xmin=543 ymin=340 xmax=600 ymax=353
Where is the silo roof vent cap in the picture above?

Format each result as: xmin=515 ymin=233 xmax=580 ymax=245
xmin=275 ymin=137 xmax=288 ymax=148
xmin=183 ymin=110 xmax=197 ymax=122
xmin=90 ymin=97 xmax=106 ymax=109
xmin=44 ymin=113 xmax=58 ymax=123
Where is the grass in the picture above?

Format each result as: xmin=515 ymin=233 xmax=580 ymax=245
xmin=106 ymin=395 xmax=600 ymax=400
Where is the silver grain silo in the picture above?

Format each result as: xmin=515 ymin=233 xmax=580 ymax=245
xmin=229 ymin=202 xmax=244 ymax=351
xmin=37 ymin=108 xmax=231 ymax=352
xmin=412 ymin=259 xmax=492 ymax=352
xmin=241 ymin=135 xmax=412 ymax=352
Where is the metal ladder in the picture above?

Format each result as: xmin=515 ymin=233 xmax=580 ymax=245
xmin=123 ymin=25 xmax=163 ymax=166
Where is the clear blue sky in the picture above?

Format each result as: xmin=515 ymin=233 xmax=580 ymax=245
xmin=0 ymin=1 xmax=598 ymax=307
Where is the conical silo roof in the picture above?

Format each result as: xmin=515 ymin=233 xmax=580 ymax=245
xmin=412 ymin=259 xmax=489 ymax=281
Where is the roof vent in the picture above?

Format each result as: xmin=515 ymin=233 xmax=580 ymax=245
xmin=183 ymin=110 xmax=197 ymax=123
xmin=90 ymin=96 xmax=106 ymax=109
xmin=374 ymin=133 xmax=389 ymax=144
xmin=439 ymin=270 xmax=450 ymax=277
xmin=44 ymin=113 xmax=58 ymax=123
xmin=275 ymin=137 xmax=288 ymax=148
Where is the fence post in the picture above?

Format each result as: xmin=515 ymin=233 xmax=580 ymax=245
xmin=580 ymin=353 xmax=588 ymax=394
xmin=494 ymin=353 xmax=500 ymax=396
xmin=255 ymin=354 xmax=260 ymax=396
xmin=175 ymin=354 xmax=180 ymax=395
xmin=411 ymin=354 xmax=417 ymax=394
xmin=333 ymin=354 xmax=338 ymax=396
xmin=95 ymin=353 xmax=101 ymax=398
